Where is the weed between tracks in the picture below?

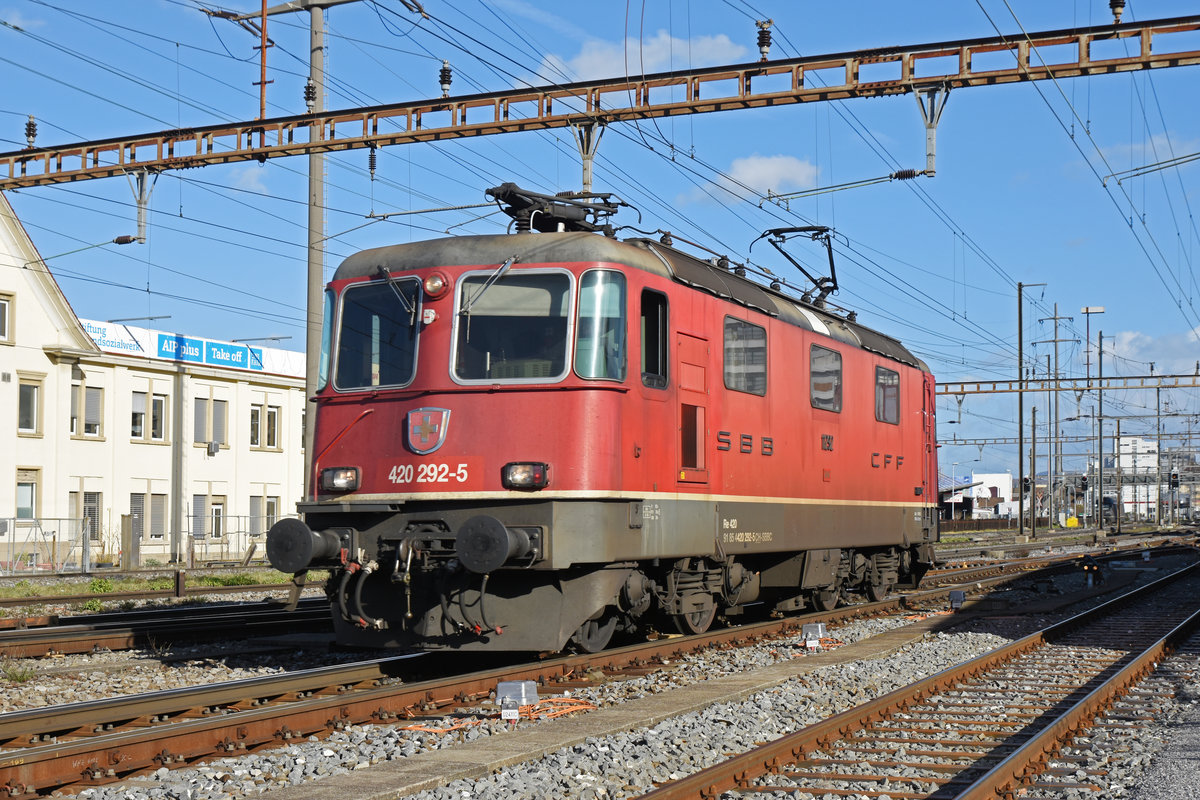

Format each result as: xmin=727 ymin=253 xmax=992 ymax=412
xmin=0 ymin=659 xmax=35 ymax=684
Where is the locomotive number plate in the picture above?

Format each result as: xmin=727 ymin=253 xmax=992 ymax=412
xmin=386 ymin=459 xmax=478 ymax=487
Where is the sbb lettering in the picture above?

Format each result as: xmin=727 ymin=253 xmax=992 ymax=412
xmin=716 ymin=431 xmax=774 ymax=456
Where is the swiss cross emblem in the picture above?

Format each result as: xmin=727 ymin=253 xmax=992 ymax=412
xmin=406 ymin=408 xmax=451 ymax=455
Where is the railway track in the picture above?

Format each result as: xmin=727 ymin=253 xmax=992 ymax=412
xmin=0 ymin=544 xmax=1190 ymax=797
xmin=637 ymin=561 xmax=1200 ymax=799
xmin=0 ymin=544 xmax=1179 ymax=798
xmin=0 ymin=597 xmax=332 ymax=658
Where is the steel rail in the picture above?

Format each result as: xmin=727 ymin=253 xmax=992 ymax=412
xmin=956 ymin=600 xmax=1200 ymax=797
xmin=634 ymin=561 xmax=1200 ymax=800
xmin=0 ymin=580 xmax=322 ymax=610
xmin=1 ymin=16 xmax=1198 ymax=189
xmin=0 ymin=598 xmax=331 ymax=658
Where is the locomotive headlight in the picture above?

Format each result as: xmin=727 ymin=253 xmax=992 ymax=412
xmin=423 ymin=272 xmax=450 ymax=298
xmin=320 ymin=466 xmax=360 ymax=492
xmin=502 ymin=462 xmax=549 ymax=490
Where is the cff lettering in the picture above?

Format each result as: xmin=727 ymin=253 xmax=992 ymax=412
xmin=870 ymin=453 xmax=905 ymax=469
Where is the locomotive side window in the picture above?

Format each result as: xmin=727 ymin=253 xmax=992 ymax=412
xmin=875 ymin=366 xmax=900 ymax=424
xmin=335 ymin=278 xmax=421 ymax=390
xmin=640 ymin=290 xmax=668 ymax=389
xmin=810 ymin=345 xmax=842 ymax=412
xmin=723 ymin=317 xmax=766 ymax=396
xmin=453 ymin=270 xmax=572 ymax=383
xmin=317 ymin=289 xmax=334 ymax=391
xmin=575 ymin=270 xmax=627 ymax=381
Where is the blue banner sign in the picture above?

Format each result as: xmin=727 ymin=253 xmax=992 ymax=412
xmin=157 ymin=335 xmax=204 ymax=363
xmin=155 ymin=334 xmax=264 ymax=371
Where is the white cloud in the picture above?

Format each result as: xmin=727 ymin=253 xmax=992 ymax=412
xmin=537 ymin=30 xmax=747 ymax=83
xmin=1 ymin=8 xmax=44 ymax=29
xmin=1112 ymin=326 xmax=1200 ymax=376
xmin=492 ymin=0 xmax=590 ymax=43
xmin=230 ymin=165 xmax=268 ymax=194
xmin=679 ymin=153 xmax=819 ymax=205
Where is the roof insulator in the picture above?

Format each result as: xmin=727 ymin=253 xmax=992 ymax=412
xmin=24 ymin=115 xmax=36 ymax=148
xmin=439 ymin=60 xmax=452 ymax=98
xmin=756 ymin=20 xmax=773 ymax=61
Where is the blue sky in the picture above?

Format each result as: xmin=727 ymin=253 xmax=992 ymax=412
xmin=1 ymin=0 xmax=1198 ymax=476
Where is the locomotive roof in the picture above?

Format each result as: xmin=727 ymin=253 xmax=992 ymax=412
xmin=335 ymin=232 xmax=926 ymax=371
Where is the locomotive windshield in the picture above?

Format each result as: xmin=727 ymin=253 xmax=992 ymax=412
xmin=334 ymin=278 xmax=422 ymax=389
xmin=453 ymin=270 xmax=571 ymax=382
xmin=574 ymin=270 xmax=626 ymax=381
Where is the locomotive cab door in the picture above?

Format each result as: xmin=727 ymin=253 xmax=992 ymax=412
xmin=676 ymin=332 xmax=709 ymax=484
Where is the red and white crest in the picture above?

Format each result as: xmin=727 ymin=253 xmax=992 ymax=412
xmin=406 ymin=407 xmax=451 ymax=455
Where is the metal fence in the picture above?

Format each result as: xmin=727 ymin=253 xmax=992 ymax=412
xmin=184 ymin=514 xmax=296 ymax=565
xmin=0 ymin=517 xmax=92 ymax=573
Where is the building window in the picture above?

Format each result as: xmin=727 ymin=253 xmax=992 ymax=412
xmin=194 ymin=396 xmax=228 ymax=445
xmin=18 ymin=379 xmax=40 ymax=435
xmin=130 ymin=493 xmax=144 ymax=539
xmin=132 ymin=392 xmax=168 ymax=441
xmin=249 ymin=405 xmax=261 ymax=447
xmin=723 ymin=317 xmax=767 ymax=396
xmin=875 ymin=366 xmax=900 ymax=424
xmin=266 ymin=496 xmax=279 ymax=527
xmin=192 ymin=494 xmax=207 ymax=538
xmin=210 ymin=497 xmax=225 ymax=538
xmin=16 ymin=469 xmax=38 ymax=519
xmin=0 ymin=293 xmax=11 ymax=343
xmin=266 ymin=406 xmax=279 ymax=448
xmin=640 ymin=290 xmax=668 ymax=389
xmin=150 ymin=494 xmax=166 ymax=538
xmin=251 ymin=404 xmax=281 ymax=449
xmin=250 ymin=495 xmax=263 ymax=535
xmin=810 ymin=345 xmax=842 ymax=412
xmin=150 ymin=394 xmax=166 ymax=441
xmin=72 ymin=384 xmax=104 ymax=438
xmin=129 ymin=492 xmax=167 ymax=540
xmin=83 ymin=491 xmax=102 ymax=542
xmin=132 ymin=392 xmax=146 ymax=438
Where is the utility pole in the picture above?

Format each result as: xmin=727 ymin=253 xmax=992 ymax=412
xmin=1031 ymin=405 xmax=1038 ymax=539
xmin=1156 ymin=385 xmax=1162 ymax=525
xmin=1017 ymin=282 xmax=1045 ymax=540
xmin=1046 ymin=354 xmax=1053 ymax=529
xmin=1115 ymin=418 xmax=1123 ymax=534
xmin=1096 ymin=331 xmax=1114 ymax=530
xmin=1036 ymin=303 xmax=1074 ymax=530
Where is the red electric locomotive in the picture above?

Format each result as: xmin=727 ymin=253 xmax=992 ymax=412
xmin=267 ymin=184 xmax=938 ymax=652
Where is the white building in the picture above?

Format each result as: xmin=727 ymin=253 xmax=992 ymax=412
xmin=2 ymin=192 xmax=305 ymax=569
xmin=968 ymin=472 xmax=1017 ymax=519
xmin=1117 ymin=435 xmax=1161 ymax=520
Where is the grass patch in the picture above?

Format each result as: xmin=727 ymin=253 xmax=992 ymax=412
xmin=1 ymin=660 xmax=36 ymax=684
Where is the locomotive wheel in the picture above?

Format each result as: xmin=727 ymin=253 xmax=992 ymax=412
xmin=866 ymin=578 xmax=892 ymax=602
xmin=572 ymin=614 xmax=618 ymax=653
xmin=810 ymin=587 xmax=839 ymax=612
xmin=672 ymin=602 xmax=716 ymax=636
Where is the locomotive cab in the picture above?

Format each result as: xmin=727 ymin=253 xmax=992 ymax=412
xmin=267 ymin=184 xmax=937 ymax=653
